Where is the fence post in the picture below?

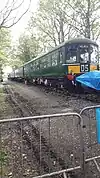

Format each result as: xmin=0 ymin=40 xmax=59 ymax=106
xmin=78 ymin=114 xmax=86 ymax=178
xmin=80 ymin=105 xmax=100 ymax=178
xmin=63 ymin=172 xmax=68 ymax=178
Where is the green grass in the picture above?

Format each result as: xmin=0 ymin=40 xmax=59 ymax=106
xmin=0 ymin=85 xmax=14 ymax=118
xmin=0 ymin=86 xmax=3 ymax=93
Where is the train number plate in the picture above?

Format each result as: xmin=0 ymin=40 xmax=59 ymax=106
xmin=80 ymin=64 xmax=89 ymax=72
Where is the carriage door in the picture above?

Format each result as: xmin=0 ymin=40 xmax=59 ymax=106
xmin=79 ymin=44 xmax=90 ymax=73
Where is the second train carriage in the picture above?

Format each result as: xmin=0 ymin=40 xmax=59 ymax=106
xmin=9 ymin=38 xmax=99 ymax=92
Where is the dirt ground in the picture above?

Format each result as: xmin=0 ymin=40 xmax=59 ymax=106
xmin=8 ymin=81 xmax=97 ymax=115
xmin=0 ymin=80 xmax=100 ymax=178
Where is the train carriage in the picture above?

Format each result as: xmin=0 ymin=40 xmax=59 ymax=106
xmin=9 ymin=38 xmax=99 ymax=92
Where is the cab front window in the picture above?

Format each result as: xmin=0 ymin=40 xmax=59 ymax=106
xmin=79 ymin=44 xmax=89 ymax=63
xmin=66 ymin=45 xmax=77 ymax=63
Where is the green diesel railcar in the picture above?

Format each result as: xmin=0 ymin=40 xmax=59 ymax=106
xmin=23 ymin=38 xmax=99 ymax=88
xmin=10 ymin=38 xmax=99 ymax=91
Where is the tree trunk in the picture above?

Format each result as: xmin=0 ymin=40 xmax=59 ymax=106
xmin=59 ymin=11 xmax=64 ymax=43
xmin=86 ymin=0 xmax=91 ymax=38
xmin=60 ymin=19 xmax=64 ymax=43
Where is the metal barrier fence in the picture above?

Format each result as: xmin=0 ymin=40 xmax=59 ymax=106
xmin=80 ymin=105 xmax=100 ymax=178
xmin=0 ymin=105 xmax=100 ymax=178
xmin=0 ymin=113 xmax=84 ymax=178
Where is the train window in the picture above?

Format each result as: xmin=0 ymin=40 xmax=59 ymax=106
xmin=59 ymin=47 xmax=64 ymax=64
xmin=51 ymin=51 xmax=58 ymax=66
xmin=80 ymin=53 xmax=89 ymax=63
xmin=42 ymin=57 xmax=47 ymax=68
xmin=33 ymin=61 xmax=38 ymax=70
xmin=67 ymin=54 xmax=77 ymax=63
xmin=60 ymin=51 xmax=63 ymax=64
xmin=32 ymin=64 xmax=34 ymax=70
xmin=65 ymin=44 xmax=78 ymax=63
xmin=33 ymin=62 xmax=36 ymax=71
xmin=90 ymin=45 xmax=98 ymax=64
xmin=79 ymin=45 xmax=89 ymax=63
xmin=36 ymin=61 xmax=40 ymax=70
xmin=44 ymin=61 xmax=47 ymax=68
xmin=47 ymin=55 xmax=52 ymax=67
xmin=66 ymin=50 xmax=77 ymax=63
xmin=39 ymin=58 xmax=43 ymax=69
xmin=30 ymin=63 xmax=33 ymax=70
xmin=40 ymin=57 xmax=46 ymax=69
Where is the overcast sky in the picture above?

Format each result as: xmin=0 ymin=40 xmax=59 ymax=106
xmin=11 ymin=0 xmax=39 ymax=41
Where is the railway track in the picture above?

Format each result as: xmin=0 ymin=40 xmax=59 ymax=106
xmin=4 ymin=85 xmax=77 ymax=178
xmin=9 ymin=80 xmax=100 ymax=104
xmin=37 ymin=84 xmax=100 ymax=104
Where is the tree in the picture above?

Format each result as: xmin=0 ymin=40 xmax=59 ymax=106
xmin=28 ymin=0 xmax=100 ymax=50
xmin=0 ymin=28 xmax=11 ymax=63
xmin=0 ymin=0 xmax=31 ymax=29
xmin=64 ymin=0 xmax=100 ymax=40
xmin=8 ymin=45 xmax=23 ymax=69
xmin=0 ymin=28 xmax=11 ymax=79
xmin=11 ymin=33 xmax=41 ymax=64
xmin=0 ymin=0 xmax=32 ymax=79
xmin=28 ymin=0 xmax=74 ymax=48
